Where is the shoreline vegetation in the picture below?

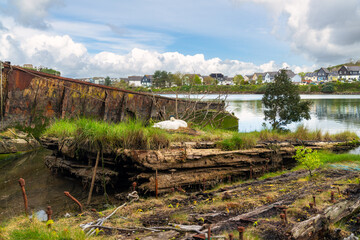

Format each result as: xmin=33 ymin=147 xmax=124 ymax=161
xmin=42 ymin=118 xmax=359 ymax=151
xmin=118 ymin=81 xmax=360 ymax=95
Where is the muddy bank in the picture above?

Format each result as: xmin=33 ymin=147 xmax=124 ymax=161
xmin=41 ymin=137 xmax=357 ymax=195
xmin=0 ymin=129 xmax=41 ymax=158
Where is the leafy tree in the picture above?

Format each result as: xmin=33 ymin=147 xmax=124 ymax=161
xmin=193 ymin=74 xmax=202 ymax=85
xmin=104 ymin=76 xmax=111 ymax=86
xmin=39 ymin=68 xmax=61 ymax=76
xmin=153 ymin=70 xmax=170 ymax=88
xmin=203 ymin=76 xmax=216 ymax=85
xmin=293 ymin=146 xmax=321 ymax=177
xmin=257 ymin=75 xmax=263 ymax=84
xmin=233 ymin=74 xmax=244 ymax=85
xmin=298 ymin=72 xmax=306 ymax=80
xmin=172 ymin=72 xmax=184 ymax=86
xmin=262 ymin=70 xmax=312 ymax=130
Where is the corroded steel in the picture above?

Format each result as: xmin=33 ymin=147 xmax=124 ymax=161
xmin=64 ymin=191 xmax=83 ymax=212
xmin=18 ymin=178 xmax=28 ymax=216
xmin=1 ymin=63 xmax=223 ymax=126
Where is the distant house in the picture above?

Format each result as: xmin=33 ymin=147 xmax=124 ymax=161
xmin=141 ymin=75 xmax=152 ymax=87
xmin=338 ymin=66 xmax=360 ymax=81
xmin=210 ymin=73 xmax=226 ymax=85
xmin=316 ymin=68 xmax=330 ymax=82
xmin=304 ymin=72 xmax=317 ymax=82
xmin=128 ymin=76 xmax=143 ymax=87
xmin=264 ymin=72 xmax=277 ymax=83
xmin=23 ymin=64 xmax=34 ymax=69
xmin=328 ymin=71 xmax=339 ymax=82
xmin=252 ymin=73 xmax=264 ymax=83
xmin=220 ymin=76 xmax=234 ymax=85
xmin=93 ymin=77 xmax=105 ymax=85
xmin=244 ymin=75 xmax=252 ymax=82
xmin=291 ymin=74 xmax=302 ymax=84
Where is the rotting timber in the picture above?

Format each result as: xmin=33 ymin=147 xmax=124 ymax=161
xmin=0 ymin=63 xmax=223 ymax=128
xmin=41 ymin=138 xmax=357 ymax=194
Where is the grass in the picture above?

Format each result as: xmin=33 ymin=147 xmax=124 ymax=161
xmin=318 ymin=151 xmax=360 ymax=164
xmin=217 ymin=132 xmax=257 ymax=150
xmin=43 ymin=118 xmax=170 ymax=150
xmin=0 ymin=216 xmax=99 ymax=240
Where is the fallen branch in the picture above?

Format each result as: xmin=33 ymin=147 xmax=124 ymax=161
xmin=82 ymin=225 xmax=202 ymax=234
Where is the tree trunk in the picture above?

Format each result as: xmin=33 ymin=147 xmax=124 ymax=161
xmin=87 ymin=150 xmax=100 ymax=205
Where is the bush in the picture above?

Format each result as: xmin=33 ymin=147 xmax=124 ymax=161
xmin=293 ymin=146 xmax=321 ymax=176
xmin=217 ymin=133 xmax=257 ymax=150
xmin=321 ymin=83 xmax=334 ymax=93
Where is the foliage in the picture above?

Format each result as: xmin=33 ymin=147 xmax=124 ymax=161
xmin=293 ymin=146 xmax=321 ymax=176
xmin=321 ymin=83 xmax=334 ymax=93
xmin=172 ymin=72 xmax=185 ymax=86
xmin=43 ymin=118 xmax=170 ymax=150
xmin=233 ymin=74 xmax=244 ymax=85
xmin=217 ymin=132 xmax=257 ymax=150
xmin=202 ymin=76 xmax=216 ymax=85
xmin=262 ymin=70 xmax=312 ymax=130
xmin=256 ymin=75 xmax=263 ymax=84
xmin=39 ymin=68 xmax=61 ymax=76
xmin=104 ymin=76 xmax=111 ymax=86
xmin=153 ymin=70 xmax=172 ymax=88
xmin=193 ymin=74 xmax=202 ymax=85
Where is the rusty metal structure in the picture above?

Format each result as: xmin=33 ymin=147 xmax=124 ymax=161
xmin=0 ymin=63 xmax=223 ymax=127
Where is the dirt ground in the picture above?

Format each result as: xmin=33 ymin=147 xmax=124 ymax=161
xmin=71 ymin=163 xmax=360 ymax=240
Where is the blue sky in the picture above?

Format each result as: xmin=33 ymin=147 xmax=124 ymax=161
xmin=0 ymin=0 xmax=359 ymax=77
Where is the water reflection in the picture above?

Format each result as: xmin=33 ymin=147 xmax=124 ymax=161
xmin=0 ymin=150 xmax=89 ymax=221
xmin=161 ymin=94 xmax=360 ymax=135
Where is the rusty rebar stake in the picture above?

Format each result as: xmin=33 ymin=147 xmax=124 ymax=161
xmin=46 ymin=206 xmax=53 ymax=228
xmin=18 ymin=178 xmax=28 ymax=216
xmin=238 ymin=226 xmax=245 ymax=240
xmin=313 ymin=195 xmax=316 ymax=207
xmin=64 ymin=191 xmax=83 ymax=212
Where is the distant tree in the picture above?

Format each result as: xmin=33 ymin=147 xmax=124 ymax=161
xmin=262 ymin=70 xmax=312 ymax=130
xmin=172 ymin=72 xmax=184 ymax=86
xmin=257 ymin=75 xmax=263 ymax=84
xmin=193 ymin=74 xmax=202 ymax=85
xmin=321 ymin=83 xmax=334 ymax=93
xmin=113 ymin=79 xmax=128 ymax=89
xmin=104 ymin=76 xmax=111 ymax=86
xmin=40 ymin=68 xmax=61 ymax=76
xmin=203 ymin=76 xmax=216 ymax=85
xmin=153 ymin=70 xmax=169 ymax=88
xmin=233 ymin=74 xmax=244 ymax=85
xmin=298 ymin=72 xmax=306 ymax=80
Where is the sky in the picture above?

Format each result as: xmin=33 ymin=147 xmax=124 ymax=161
xmin=0 ymin=0 xmax=359 ymax=78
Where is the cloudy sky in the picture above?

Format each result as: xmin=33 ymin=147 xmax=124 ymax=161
xmin=0 ymin=0 xmax=359 ymax=78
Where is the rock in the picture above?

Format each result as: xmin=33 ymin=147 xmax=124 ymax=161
xmin=344 ymin=233 xmax=359 ymax=240
xmin=141 ymin=230 xmax=179 ymax=240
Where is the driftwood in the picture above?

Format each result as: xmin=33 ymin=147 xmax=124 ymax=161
xmin=291 ymin=199 xmax=360 ymax=240
xmin=208 ymin=200 xmax=285 ymax=233
xmin=84 ymin=225 xmax=202 ymax=234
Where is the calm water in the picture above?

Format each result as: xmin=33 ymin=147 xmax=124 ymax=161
xmin=0 ymin=150 xmax=101 ymax=221
xmin=162 ymin=94 xmax=360 ymax=136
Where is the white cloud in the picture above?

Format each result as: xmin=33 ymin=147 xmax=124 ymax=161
xmin=6 ymin=0 xmax=63 ymax=28
xmin=232 ymin=0 xmax=360 ymax=64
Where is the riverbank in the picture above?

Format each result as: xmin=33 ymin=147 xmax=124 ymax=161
xmin=123 ymin=82 xmax=360 ymax=95
xmin=2 ymin=155 xmax=360 ymax=240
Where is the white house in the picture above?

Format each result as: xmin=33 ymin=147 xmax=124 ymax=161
xmin=264 ymin=72 xmax=277 ymax=83
xmin=128 ymin=76 xmax=143 ymax=87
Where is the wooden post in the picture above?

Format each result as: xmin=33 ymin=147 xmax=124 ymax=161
xmin=87 ymin=150 xmax=100 ymax=205
xmin=155 ymin=169 xmax=158 ymax=198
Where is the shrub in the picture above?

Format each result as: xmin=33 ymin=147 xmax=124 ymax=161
xmin=293 ymin=146 xmax=321 ymax=177
xmin=217 ymin=133 xmax=257 ymax=150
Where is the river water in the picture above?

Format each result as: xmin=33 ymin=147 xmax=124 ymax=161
xmin=162 ymin=94 xmax=360 ymax=135
xmin=1 ymin=94 xmax=360 ymax=221
xmin=0 ymin=150 xmax=93 ymax=222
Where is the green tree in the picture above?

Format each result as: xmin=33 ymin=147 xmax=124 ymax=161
xmin=293 ymin=146 xmax=321 ymax=177
xmin=262 ymin=70 xmax=312 ymax=130
xmin=153 ymin=70 xmax=169 ymax=88
xmin=172 ymin=72 xmax=184 ymax=86
xmin=193 ymin=74 xmax=202 ymax=85
xmin=203 ymin=76 xmax=216 ymax=85
xmin=257 ymin=75 xmax=263 ymax=84
xmin=233 ymin=74 xmax=244 ymax=85
xmin=298 ymin=72 xmax=306 ymax=80
xmin=104 ymin=76 xmax=111 ymax=86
